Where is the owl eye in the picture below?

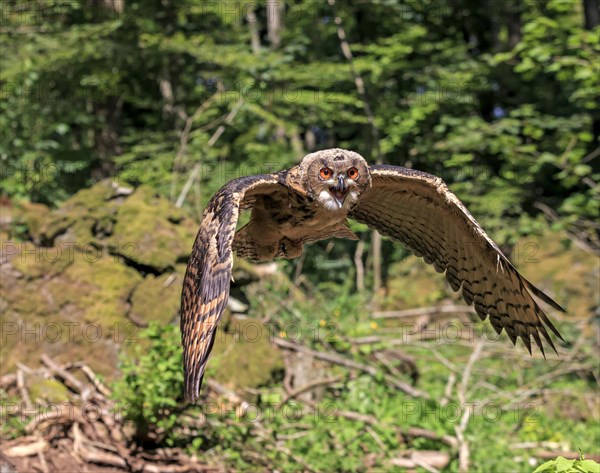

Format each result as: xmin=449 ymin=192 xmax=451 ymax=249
xmin=347 ymin=167 xmax=359 ymax=179
xmin=319 ymin=167 xmax=333 ymax=179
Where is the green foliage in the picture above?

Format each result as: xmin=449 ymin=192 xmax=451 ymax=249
xmin=0 ymin=390 xmax=27 ymax=439
xmin=2 ymin=0 xmax=598 ymax=251
xmin=533 ymin=452 xmax=600 ymax=473
xmin=111 ymin=323 xmax=184 ymax=445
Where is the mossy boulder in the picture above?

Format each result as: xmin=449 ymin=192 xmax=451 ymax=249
xmin=109 ymin=187 xmax=196 ymax=272
xmin=129 ymin=270 xmax=183 ymax=326
xmin=209 ymin=316 xmax=284 ymax=391
xmin=45 ymin=255 xmax=142 ymax=327
xmin=1 ymin=181 xmax=201 ymax=379
xmin=27 ymin=378 xmax=70 ymax=403
xmin=384 ymin=256 xmax=448 ymax=310
xmin=2 ymin=246 xmax=142 ymax=378
xmin=42 ymin=180 xmax=121 ymax=244
xmin=513 ymin=232 xmax=598 ymax=320
xmin=11 ymin=201 xmax=50 ymax=242
xmin=11 ymin=242 xmax=73 ymax=279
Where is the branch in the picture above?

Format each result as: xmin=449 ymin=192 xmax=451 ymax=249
xmin=175 ymin=98 xmax=245 ymax=208
xmin=279 ymin=375 xmax=344 ymax=405
xmin=373 ymin=304 xmax=476 ymax=319
xmin=273 ymin=337 xmax=429 ymax=398
xmin=455 ymin=340 xmax=484 ymax=473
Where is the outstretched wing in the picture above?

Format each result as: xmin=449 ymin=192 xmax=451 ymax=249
xmin=350 ymin=165 xmax=565 ymax=355
xmin=181 ymin=174 xmax=282 ymax=402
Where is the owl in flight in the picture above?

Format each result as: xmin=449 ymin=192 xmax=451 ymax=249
xmin=181 ymin=148 xmax=564 ymax=402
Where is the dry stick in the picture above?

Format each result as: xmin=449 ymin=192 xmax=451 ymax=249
xmin=40 ymin=354 xmax=96 ymax=400
xmin=69 ymin=363 xmax=112 ymax=397
xmin=37 ymin=452 xmax=49 ymax=473
xmin=373 ymin=351 xmax=405 ymax=379
xmin=390 ymin=451 xmax=450 ymax=472
xmin=354 ymin=238 xmax=365 ymax=292
xmin=328 ymin=0 xmax=383 ymax=294
xmin=292 ymin=251 xmax=306 ymax=286
xmin=455 ymin=340 xmax=484 ymax=473
xmin=175 ymin=98 xmax=245 ymax=208
xmin=273 ymin=337 xmax=429 ymax=399
xmin=0 ymin=373 xmax=17 ymax=389
xmin=25 ymin=406 xmax=87 ymax=435
xmin=16 ymin=369 xmax=33 ymax=410
xmin=170 ymin=92 xmax=220 ymax=202
xmin=365 ymin=425 xmax=387 ymax=452
xmin=2 ymin=439 xmax=48 ymax=458
xmin=72 ymin=423 xmax=128 ymax=470
xmin=279 ymin=375 xmax=344 ymax=405
xmin=441 ymin=372 xmax=457 ymax=406
xmin=335 ymin=410 xmax=458 ymax=449
xmin=374 ymin=304 xmax=476 ymax=319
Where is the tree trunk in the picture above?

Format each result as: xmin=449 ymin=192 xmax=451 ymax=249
xmin=583 ymin=0 xmax=599 ymax=147
xmin=89 ymin=0 xmax=125 ymax=181
xmin=583 ymin=0 xmax=599 ymax=29
xmin=506 ymin=2 xmax=521 ymax=49
xmin=246 ymin=6 xmax=261 ymax=54
xmin=91 ymin=97 xmax=123 ymax=180
xmin=266 ymin=0 xmax=283 ymax=48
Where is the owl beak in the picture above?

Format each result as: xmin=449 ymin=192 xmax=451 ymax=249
xmin=330 ymin=175 xmax=349 ymax=208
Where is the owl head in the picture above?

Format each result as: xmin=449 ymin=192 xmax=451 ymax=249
xmin=299 ymin=148 xmax=371 ymax=211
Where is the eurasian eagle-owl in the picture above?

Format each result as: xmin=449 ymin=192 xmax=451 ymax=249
xmin=180 ymin=148 xmax=564 ymax=402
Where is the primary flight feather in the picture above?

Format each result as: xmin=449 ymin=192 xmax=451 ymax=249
xmin=180 ymin=148 xmax=565 ymax=403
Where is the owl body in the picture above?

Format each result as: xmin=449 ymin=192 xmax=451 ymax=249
xmin=233 ymin=166 xmax=363 ymax=261
xmin=181 ymin=148 xmax=565 ymax=403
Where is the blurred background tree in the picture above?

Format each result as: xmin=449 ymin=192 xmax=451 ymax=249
xmin=2 ymin=0 xmax=597 ymax=248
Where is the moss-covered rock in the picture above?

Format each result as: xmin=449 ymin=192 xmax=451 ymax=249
xmin=11 ymin=201 xmax=50 ymax=242
xmin=0 ymin=181 xmax=200 ymax=379
xmin=11 ymin=242 xmax=73 ymax=279
xmin=384 ymin=256 xmax=448 ymax=309
xmin=108 ymin=187 xmax=196 ymax=272
xmin=513 ymin=232 xmax=598 ymax=320
xmin=46 ymin=255 xmax=142 ymax=327
xmin=42 ymin=180 xmax=120 ymax=244
xmin=27 ymin=378 xmax=70 ymax=403
xmin=129 ymin=271 xmax=183 ymax=326
xmin=209 ymin=316 xmax=283 ymax=391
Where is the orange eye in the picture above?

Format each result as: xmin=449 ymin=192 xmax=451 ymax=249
xmin=319 ymin=167 xmax=333 ymax=179
xmin=347 ymin=167 xmax=359 ymax=179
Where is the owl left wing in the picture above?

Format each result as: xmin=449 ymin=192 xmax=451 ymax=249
xmin=349 ymin=165 xmax=565 ymax=355
xmin=181 ymin=174 xmax=282 ymax=403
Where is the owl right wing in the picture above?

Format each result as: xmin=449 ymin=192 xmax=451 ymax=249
xmin=181 ymin=174 xmax=283 ymax=403
xmin=349 ymin=165 xmax=565 ymax=355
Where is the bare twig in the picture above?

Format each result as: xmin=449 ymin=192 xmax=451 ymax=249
xmin=279 ymin=375 xmax=343 ymax=405
xmin=175 ymin=98 xmax=245 ymax=208
xmin=455 ymin=340 xmax=484 ymax=473
xmin=374 ymin=305 xmax=476 ymax=319
xmin=69 ymin=363 xmax=112 ymax=398
xmin=273 ymin=337 xmax=429 ymax=398
xmin=354 ymin=238 xmax=365 ymax=292
xmin=16 ymin=369 xmax=33 ymax=410
xmin=170 ymin=92 xmax=220 ymax=201
xmin=40 ymin=354 xmax=96 ymax=401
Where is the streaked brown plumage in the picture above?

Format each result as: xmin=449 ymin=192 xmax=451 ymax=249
xmin=181 ymin=148 xmax=565 ymax=403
